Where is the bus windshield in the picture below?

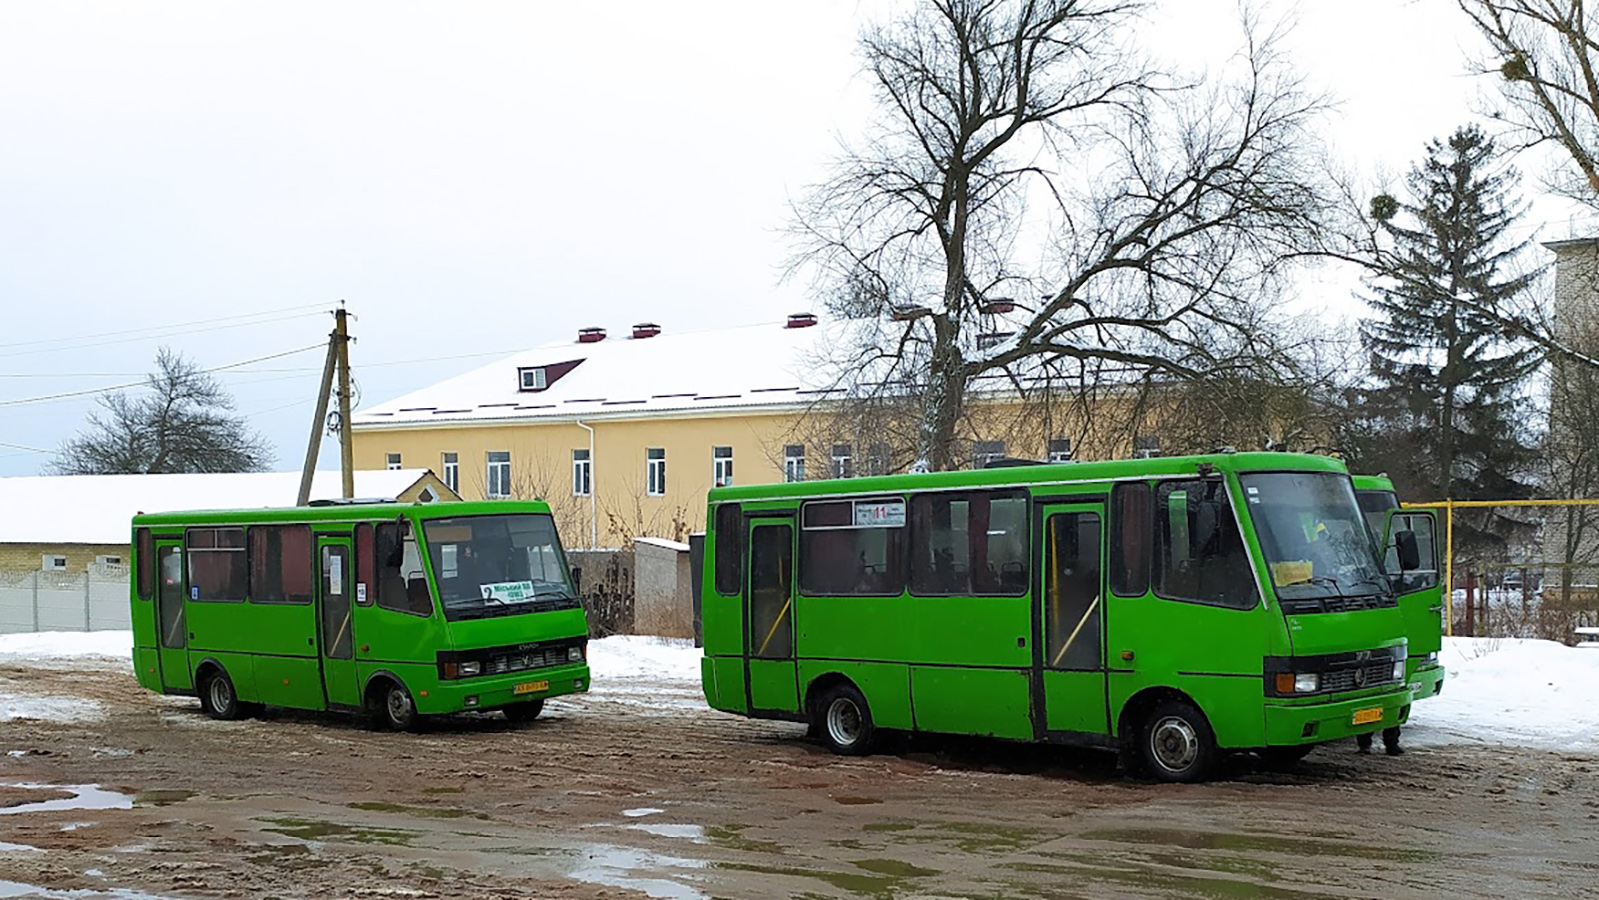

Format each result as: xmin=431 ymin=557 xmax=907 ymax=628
xmin=1240 ymin=472 xmax=1390 ymax=604
xmin=422 ymin=513 xmax=579 ymax=621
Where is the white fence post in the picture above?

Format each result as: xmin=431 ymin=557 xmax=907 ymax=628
xmin=84 ymin=572 xmax=92 ymax=631
xmin=31 ymin=571 xmax=39 ymax=633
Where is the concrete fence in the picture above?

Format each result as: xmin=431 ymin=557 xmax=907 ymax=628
xmin=0 ymin=566 xmax=131 ymax=634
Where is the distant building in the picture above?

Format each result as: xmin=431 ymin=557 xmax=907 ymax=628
xmin=1541 ymin=238 xmax=1599 ymax=607
xmin=0 ymin=469 xmax=455 ymax=573
xmin=349 ymin=317 xmax=1150 ymax=548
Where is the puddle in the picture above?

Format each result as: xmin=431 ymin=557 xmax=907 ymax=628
xmin=569 ymin=844 xmax=707 ymax=900
xmin=713 ymin=861 xmax=913 ymax=897
xmin=1081 ymin=827 xmax=1443 ymax=863
xmin=625 ymin=823 xmax=706 ymax=842
xmin=705 ymin=824 xmax=784 ymax=855
xmin=132 ymin=790 xmax=194 ymax=808
xmin=0 ymin=784 xmax=132 ymax=816
xmin=622 ymin=807 xmax=664 ymax=818
xmin=258 ymin=816 xmax=418 ymax=846
xmin=0 ymin=881 xmax=181 ymax=900
xmin=346 ymin=801 xmax=486 ymax=820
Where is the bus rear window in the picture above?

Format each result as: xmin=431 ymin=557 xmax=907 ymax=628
xmin=135 ymin=528 xmax=155 ymax=601
xmin=714 ymin=504 xmax=742 ymax=595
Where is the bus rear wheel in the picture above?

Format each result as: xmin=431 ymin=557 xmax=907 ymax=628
xmin=815 ymin=683 xmax=876 ymax=756
xmin=200 ymin=669 xmax=243 ymax=721
xmin=503 ymin=699 xmax=544 ymax=725
xmin=1139 ymin=698 xmax=1217 ymax=783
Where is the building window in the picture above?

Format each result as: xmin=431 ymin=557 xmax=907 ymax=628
xmin=486 ymin=451 xmax=511 ymax=499
xmin=713 ymin=446 xmax=733 ymax=488
xmin=646 ymin=448 xmax=666 ymax=496
xmin=441 ymin=452 xmax=459 ymax=493
xmin=41 ymin=554 xmax=67 ymax=571
xmin=865 ymin=443 xmax=890 ymax=476
xmin=573 ymin=448 xmax=592 ymax=496
xmin=95 ymin=555 xmax=123 ymax=566
xmin=973 ymin=440 xmax=1006 ymax=469
xmin=518 ymin=366 xmax=548 ymax=391
xmin=784 ymin=444 xmax=805 ymax=483
xmin=1134 ymin=436 xmax=1161 ymax=459
xmin=385 ymin=452 xmax=402 ymax=470
xmin=831 ymin=443 xmax=852 ymax=479
xmin=1048 ymin=438 xmax=1072 ymax=463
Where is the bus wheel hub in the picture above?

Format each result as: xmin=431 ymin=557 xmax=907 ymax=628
xmin=1151 ymin=716 xmax=1197 ymax=769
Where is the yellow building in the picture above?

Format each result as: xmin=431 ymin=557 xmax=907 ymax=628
xmin=351 ymin=317 xmax=1097 ymax=547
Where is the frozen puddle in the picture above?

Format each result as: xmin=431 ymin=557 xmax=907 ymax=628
xmin=568 ymin=844 xmax=707 ymax=900
xmin=622 ymin=807 xmax=664 ymax=818
xmin=0 ymin=881 xmax=179 ymax=899
xmin=0 ymin=784 xmax=132 ymax=816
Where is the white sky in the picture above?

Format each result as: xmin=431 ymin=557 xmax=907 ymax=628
xmin=0 ymin=0 xmax=1587 ymax=477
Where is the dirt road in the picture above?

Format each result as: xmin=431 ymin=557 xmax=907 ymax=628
xmin=2 ymin=659 xmax=1596 ymax=900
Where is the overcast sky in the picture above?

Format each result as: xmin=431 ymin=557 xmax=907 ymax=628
xmin=0 ymin=0 xmax=1584 ymax=477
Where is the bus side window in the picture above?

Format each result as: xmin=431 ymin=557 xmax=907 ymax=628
xmin=1154 ymin=479 xmax=1255 ymax=609
xmin=355 ymin=524 xmax=376 ymax=606
xmin=375 ymin=523 xmax=432 ymax=616
xmin=135 ymin=528 xmax=155 ymax=601
xmin=1110 ymin=483 xmax=1151 ymax=597
xmin=714 ymin=503 xmax=742 ymax=595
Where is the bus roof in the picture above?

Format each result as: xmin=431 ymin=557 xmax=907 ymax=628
xmin=1351 ymin=473 xmax=1396 ymax=492
xmin=708 ymin=451 xmax=1349 ymax=503
xmin=131 ymin=498 xmax=553 ymax=527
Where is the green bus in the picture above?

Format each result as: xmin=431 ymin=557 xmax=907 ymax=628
xmin=130 ymin=499 xmax=590 ymax=730
xmin=699 ymin=452 xmax=1420 ymax=782
xmin=1352 ymin=474 xmax=1446 ymax=703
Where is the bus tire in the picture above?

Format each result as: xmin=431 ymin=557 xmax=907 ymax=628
xmin=503 ymin=699 xmax=544 ymax=724
xmin=815 ymin=683 xmax=876 ymax=756
xmin=200 ymin=668 xmax=243 ymax=721
xmin=375 ymin=680 xmax=423 ymax=733
xmin=1139 ymin=698 xmax=1217 ymax=783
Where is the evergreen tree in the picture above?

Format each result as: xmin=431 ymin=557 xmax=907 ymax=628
xmin=1356 ymin=124 xmax=1541 ymax=558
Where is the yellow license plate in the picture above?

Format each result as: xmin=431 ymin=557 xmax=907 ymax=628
xmin=513 ymin=680 xmax=549 ymax=695
xmin=1352 ymin=707 xmax=1383 ymax=726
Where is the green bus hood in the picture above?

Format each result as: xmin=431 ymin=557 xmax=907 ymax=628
xmin=1282 ymin=607 xmax=1407 ymax=656
xmin=443 ymin=607 xmax=589 ymax=651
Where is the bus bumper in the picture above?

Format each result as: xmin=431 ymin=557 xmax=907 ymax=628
xmin=1407 ymin=660 xmax=1445 ymax=702
xmin=1263 ymin=687 xmax=1411 ymax=746
xmin=418 ymin=662 xmax=591 ymax=715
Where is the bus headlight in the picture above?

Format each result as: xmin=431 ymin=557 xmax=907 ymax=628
xmin=458 ymin=661 xmax=481 ymax=677
xmin=1293 ymin=673 xmax=1319 ymax=693
xmin=1392 ymin=660 xmax=1405 ymax=682
xmin=567 ymin=646 xmax=584 ymax=663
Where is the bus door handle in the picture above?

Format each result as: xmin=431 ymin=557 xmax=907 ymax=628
xmin=1119 ymin=650 xmax=1135 ymax=662
xmin=359 ymin=644 xmax=370 ymax=653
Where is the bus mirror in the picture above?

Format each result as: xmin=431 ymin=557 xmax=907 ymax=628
xmin=570 ymin=566 xmax=583 ymax=593
xmin=1395 ymin=530 xmax=1420 ymax=573
xmin=396 ymin=515 xmax=412 ymax=538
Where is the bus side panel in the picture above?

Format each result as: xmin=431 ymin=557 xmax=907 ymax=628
xmin=1106 ymin=599 xmax=1270 ymax=731
xmin=915 ymin=597 xmax=1032 ymax=668
xmin=748 ymin=659 xmax=800 ymax=713
xmin=702 ymin=655 xmax=748 ymax=713
xmin=238 ymin=603 xmax=323 ymax=657
xmin=701 ymin=591 xmax=743 ymax=658
xmin=910 ymin=666 xmax=1032 ymax=739
xmin=798 ymin=660 xmax=913 ymax=731
xmin=252 ymin=653 xmax=328 ymax=710
xmin=1170 ymin=674 xmax=1268 ymax=748
xmin=795 ymin=597 xmax=918 ymax=662
xmin=132 ymin=647 xmax=163 ymax=693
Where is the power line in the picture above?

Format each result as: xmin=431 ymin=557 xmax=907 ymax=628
xmin=0 ymin=303 xmax=329 ymax=352
xmin=0 ymin=344 xmax=325 ymax=409
xmin=0 ymin=440 xmax=51 ymax=454
xmin=0 ymin=310 xmax=328 ymax=360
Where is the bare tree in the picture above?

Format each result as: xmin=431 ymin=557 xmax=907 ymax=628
xmin=50 ymin=347 xmax=273 ymax=475
xmin=789 ymin=0 xmax=1346 ymax=470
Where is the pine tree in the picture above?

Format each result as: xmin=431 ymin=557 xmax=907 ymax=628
xmin=1356 ymin=124 xmax=1542 ymax=558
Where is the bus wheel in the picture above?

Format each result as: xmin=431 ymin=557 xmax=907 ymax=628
xmin=200 ymin=669 xmax=243 ymax=721
xmin=377 ymin=681 xmax=423 ymax=732
xmin=816 ymin=683 xmax=876 ymax=756
xmin=1140 ymin=699 xmax=1216 ymax=783
xmin=503 ymin=700 xmax=544 ymax=725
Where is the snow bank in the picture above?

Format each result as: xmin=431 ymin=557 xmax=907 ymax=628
xmin=587 ymin=636 xmax=700 ymax=682
xmin=1405 ymin=636 xmax=1599 ymax=752
xmin=0 ymin=631 xmax=131 ymax=662
xmin=0 ymin=696 xmax=102 ymax=724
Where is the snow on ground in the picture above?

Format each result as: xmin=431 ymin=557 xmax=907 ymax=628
xmin=1 ymin=631 xmax=1597 ymax=752
xmin=1404 ymin=636 xmax=1599 ymax=752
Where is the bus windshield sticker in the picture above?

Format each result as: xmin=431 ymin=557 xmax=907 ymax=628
xmin=481 ymin=580 xmax=539 ymax=602
xmin=356 ymin=583 xmax=368 ymax=604
xmin=854 ymin=500 xmax=906 ymax=528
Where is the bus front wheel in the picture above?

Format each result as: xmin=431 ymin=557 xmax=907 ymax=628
xmin=200 ymin=669 xmax=243 ymax=721
xmin=373 ymin=681 xmax=423 ymax=732
xmin=1139 ymin=699 xmax=1217 ymax=783
xmin=815 ymin=683 xmax=876 ymax=756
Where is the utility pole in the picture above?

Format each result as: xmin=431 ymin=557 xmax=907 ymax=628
xmin=296 ymin=303 xmax=354 ymax=505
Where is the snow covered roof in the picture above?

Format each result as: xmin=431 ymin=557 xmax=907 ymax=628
xmin=353 ymin=319 xmax=846 ymax=429
xmin=0 ymin=469 xmax=441 ymax=545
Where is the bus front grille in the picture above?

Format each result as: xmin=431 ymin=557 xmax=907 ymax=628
xmin=486 ymin=646 xmax=570 ymax=675
xmin=1320 ymin=662 xmax=1399 ymax=693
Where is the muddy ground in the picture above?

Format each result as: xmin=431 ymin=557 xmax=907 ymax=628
xmin=1 ymin=659 xmax=1597 ymax=900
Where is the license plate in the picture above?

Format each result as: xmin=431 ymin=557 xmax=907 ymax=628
xmin=513 ymin=680 xmax=549 ymax=695
xmin=1352 ymin=707 xmax=1383 ymax=726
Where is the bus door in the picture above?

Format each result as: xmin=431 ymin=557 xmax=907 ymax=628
xmin=1383 ymin=510 xmax=1443 ymax=665
xmin=154 ymin=539 xmax=193 ymax=691
xmin=317 ymin=536 xmax=360 ymax=708
xmin=744 ymin=515 xmax=799 ymax=714
xmin=1033 ymin=502 xmax=1109 ymax=737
